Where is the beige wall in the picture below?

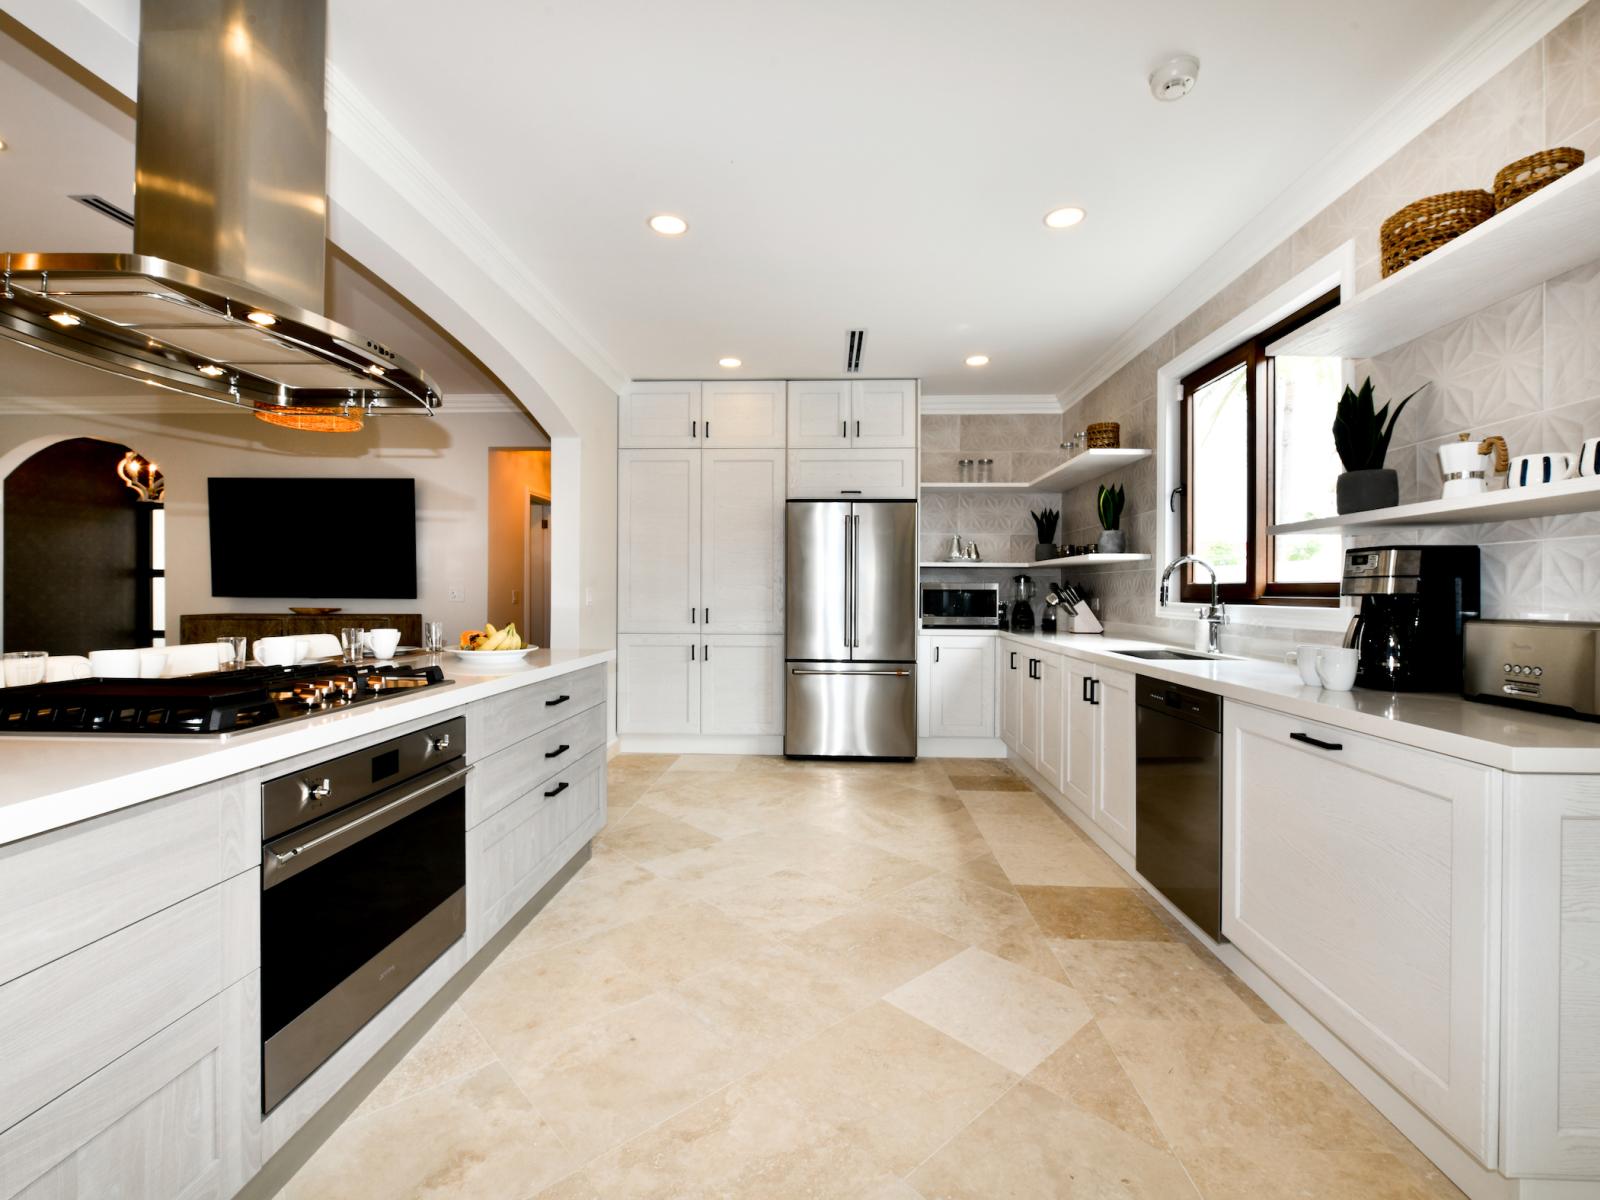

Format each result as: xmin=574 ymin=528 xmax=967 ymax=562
xmin=485 ymin=448 xmax=551 ymax=633
xmin=1054 ymin=0 xmax=1600 ymax=643
xmin=0 ymin=402 xmax=548 ymax=649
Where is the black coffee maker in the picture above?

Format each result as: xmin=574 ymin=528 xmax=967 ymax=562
xmin=1340 ymin=546 xmax=1480 ymax=691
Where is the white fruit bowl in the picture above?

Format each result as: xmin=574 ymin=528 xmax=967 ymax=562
xmin=444 ymin=647 xmax=539 ymax=669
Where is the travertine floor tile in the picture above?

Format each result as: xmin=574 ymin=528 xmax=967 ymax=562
xmin=1018 ymin=885 xmax=1174 ymax=940
xmin=691 ymin=864 xmax=866 ymax=935
xmin=597 ymin=804 xmax=721 ymax=864
xmin=1025 ymin=1022 xmax=1169 ymax=1150
xmin=281 ymin=1063 xmax=575 ymax=1200
xmin=574 ymin=900 xmax=766 ymax=988
xmin=1180 ymin=1144 xmax=1467 ymax=1199
xmin=909 ymin=1080 xmax=1201 ymax=1199
xmin=1050 ymin=940 xmax=1262 ymax=1022
xmin=352 ymin=1003 xmax=497 ymax=1118
xmin=665 ymin=753 xmax=742 ymax=772
xmin=983 ymin=830 xmax=1132 ymax=887
xmin=498 ymin=859 xmax=688 ymax=959
xmin=1100 ymin=1018 xmax=1405 ymax=1153
xmin=886 ymin=946 xmax=1092 ymax=1074
xmin=783 ymin=909 xmax=965 ymax=998
xmin=947 ymin=773 xmax=1032 ymax=791
xmin=875 ymin=872 xmax=1037 ymax=948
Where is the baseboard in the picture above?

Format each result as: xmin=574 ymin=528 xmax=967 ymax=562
xmin=1004 ymin=749 xmax=1540 ymax=1200
xmin=618 ymin=734 xmax=784 ymax=756
xmin=606 ymin=737 xmax=621 ymax=760
xmin=918 ymin=736 xmax=1006 ymax=758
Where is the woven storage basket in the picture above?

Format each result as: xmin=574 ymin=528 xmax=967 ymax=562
xmin=1379 ymin=190 xmax=1494 ymax=277
xmin=1494 ymin=147 xmax=1585 ymax=210
xmin=1085 ymin=422 xmax=1120 ymax=449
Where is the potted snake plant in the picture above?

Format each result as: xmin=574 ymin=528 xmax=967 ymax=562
xmin=1333 ymin=377 xmax=1424 ymax=513
xmin=1096 ymin=484 xmax=1126 ymax=553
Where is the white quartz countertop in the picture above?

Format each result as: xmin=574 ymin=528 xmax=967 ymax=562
xmin=0 ymin=648 xmax=614 ymax=847
xmin=987 ymin=628 xmax=1600 ymax=773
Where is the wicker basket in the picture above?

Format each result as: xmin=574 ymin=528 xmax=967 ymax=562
xmin=1379 ymin=190 xmax=1495 ymax=277
xmin=1085 ymin=422 xmax=1120 ymax=449
xmin=1494 ymin=147 xmax=1585 ymax=211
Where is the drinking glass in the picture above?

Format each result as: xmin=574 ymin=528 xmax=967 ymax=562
xmin=340 ymin=627 xmax=366 ymax=663
xmin=216 ymin=636 xmax=248 ymax=668
xmin=3 ymin=651 xmax=47 ymax=687
xmin=423 ymin=620 xmax=446 ymax=653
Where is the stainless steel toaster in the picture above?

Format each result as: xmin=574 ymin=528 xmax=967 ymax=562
xmin=1462 ymin=619 xmax=1600 ymax=721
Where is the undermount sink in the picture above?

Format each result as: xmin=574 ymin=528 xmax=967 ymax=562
xmin=1116 ymin=648 xmax=1217 ymax=661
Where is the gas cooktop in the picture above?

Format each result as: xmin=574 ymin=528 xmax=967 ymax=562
xmin=0 ymin=661 xmax=452 ymax=736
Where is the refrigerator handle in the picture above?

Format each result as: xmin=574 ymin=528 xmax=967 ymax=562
xmin=843 ymin=510 xmax=853 ymax=650
xmin=851 ymin=513 xmax=861 ymax=649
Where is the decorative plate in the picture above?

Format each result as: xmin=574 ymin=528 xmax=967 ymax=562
xmin=444 ymin=647 xmax=539 ymax=668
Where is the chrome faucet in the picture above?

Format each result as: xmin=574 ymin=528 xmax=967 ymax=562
xmin=1160 ymin=554 xmax=1228 ymax=654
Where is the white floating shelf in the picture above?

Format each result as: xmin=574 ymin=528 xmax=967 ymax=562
xmin=1269 ymin=161 xmax=1600 ymax=360
xmin=921 ymin=448 xmax=1151 ymax=495
xmin=1270 ymin=475 xmax=1600 ymax=534
xmin=920 ymin=553 xmax=1150 ymax=569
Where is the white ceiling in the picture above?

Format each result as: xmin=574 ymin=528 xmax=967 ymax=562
xmin=3 ymin=1 xmax=1508 ymax=401
xmin=328 ymin=0 xmax=1502 ymax=395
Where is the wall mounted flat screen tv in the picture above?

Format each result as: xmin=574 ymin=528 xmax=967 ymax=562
xmin=208 ymin=477 xmax=418 ymax=598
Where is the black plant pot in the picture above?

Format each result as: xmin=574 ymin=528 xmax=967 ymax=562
xmin=1035 ymin=543 xmax=1058 ymax=561
xmin=1097 ymin=530 xmax=1127 ymax=554
xmin=1336 ymin=469 xmax=1399 ymax=514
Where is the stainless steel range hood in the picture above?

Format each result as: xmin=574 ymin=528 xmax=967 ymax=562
xmin=0 ymin=0 xmax=439 ymax=427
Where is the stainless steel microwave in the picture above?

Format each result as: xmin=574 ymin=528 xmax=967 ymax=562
xmin=921 ymin=582 xmax=1000 ymax=627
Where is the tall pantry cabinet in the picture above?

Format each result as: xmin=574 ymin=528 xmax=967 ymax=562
xmin=617 ymin=382 xmax=787 ymax=741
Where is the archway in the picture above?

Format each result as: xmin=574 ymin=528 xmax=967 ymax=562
xmin=2 ymin=437 xmax=164 ymax=654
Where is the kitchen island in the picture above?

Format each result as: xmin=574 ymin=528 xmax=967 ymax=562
xmin=0 ymin=649 xmax=613 ymax=1200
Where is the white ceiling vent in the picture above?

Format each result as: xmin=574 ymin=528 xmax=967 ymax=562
xmin=845 ymin=328 xmax=866 ymax=373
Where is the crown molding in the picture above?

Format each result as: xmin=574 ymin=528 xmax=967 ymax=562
xmin=324 ymin=68 xmax=629 ymax=395
xmin=920 ymin=394 xmax=1063 ymax=415
xmin=1054 ymin=0 xmax=1586 ymax=407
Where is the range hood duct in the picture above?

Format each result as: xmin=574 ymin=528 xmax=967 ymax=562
xmin=0 ymin=0 xmax=439 ymax=424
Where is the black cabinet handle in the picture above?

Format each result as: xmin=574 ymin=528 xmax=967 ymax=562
xmin=1009 ymin=652 xmax=1017 ymax=670
xmin=544 ymin=781 xmax=569 ymax=798
xmin=843 ymin=420 xmax=848 ymax=438
xmin=691 ymin=607 xmax=696 ymax=624
xmin=855 ymin=420 xmax=861 ymax=437
xmin=545 ymin=694 xmax=570 ymax=707
xmin=704 ymin=643 xmax=711 ymax=662
xmin=705 ymin=422 xmax=711 ymax=439
xmin=704 ymin=608 xmax=710 ymax=625
xmin=1290 ymin=732 xmax=1343 ymax=752
xmin=1081 ymin=676 xmax=1090 ymax=703
xmin=691 ymin=644 xmax=696 ymax=661
xmin=1091 ymin=679 xmax=1100 ymax=705
xmin=544 ymin=743 xmax=570 ymax=759
xmin=691 ymin=420 xmax=697 ymax=438
xmin=934 ymin=645 xmax=940 ymax=662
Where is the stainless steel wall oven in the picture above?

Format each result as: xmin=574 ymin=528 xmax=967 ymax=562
xmin=259 ymin=717 xmax=468 ymax=1112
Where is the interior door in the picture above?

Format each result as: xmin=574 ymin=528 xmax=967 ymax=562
xmin=851 ymin=501 xmax=916 ymax=662
xmin=784 ymin=501 xmax=848 ymax=661
xmin=701 ymin=450 xmax=784 ymax=633
xmin=617 ymin=449 xmax=700 ymax=633
xmin=850 ymin=380 xmax=918 ymax=448
xmin=702 ymin=382 xmax=785 ymax=448
xmin=786 ymin=381 xmax=851 ymax=448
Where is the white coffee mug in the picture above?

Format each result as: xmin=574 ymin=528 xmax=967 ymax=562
xmin=1579 ymin=437 xmax=1600 ymax=478
xmin=88 ymin=649 xmax=143 ymax=677
xmin=255 ymin=636 xmax=305 ymax=668
xmin=367 ymin=628 xmax=402 ymax=659
xmin=1508 ymin=452 xmax=1574 ymax=488
xmin=1286 ymin=643 xmax=1323 ymax=686
xmin=1315 ymin=646 xmax=1359 ymax=691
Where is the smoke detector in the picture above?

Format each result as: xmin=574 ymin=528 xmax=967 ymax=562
xmin=1149 ymin=54 xmax=1200 ymax=102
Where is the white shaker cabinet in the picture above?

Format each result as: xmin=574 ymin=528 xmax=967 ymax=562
xmin=1222 ymin=701 xmax=1499 ymax=1163
xmin=620 ymin=381 xmax=702 ymax=448
xmin=701 ymin=449 xmax=785 ymax=633
xmin=1091 ymin=666 xmax=1136 ymax=855
xmin=787 ymin=448 xmax=917 ymax=499
xmin=617 ymin=450 xmax=701 ymax=633
xmin=850 ymin=380 xmax=918 ymax=448
xmin=786 ymin=380 xmax=853 ymax=448
xmin=919 ymin=634 xmax=996 ymax=740
xmin=1061 ymin=658 xmax=1098 ymax=815
xmin=701 ymin=381 xmax=786 ymax=448
xmin=617 ymin=635 xmax=702 ymax=734
xmin=1037 ymin=651 xmax=1066 ymax=791
xmin=701 ymin=635 xmax=784 ymax=735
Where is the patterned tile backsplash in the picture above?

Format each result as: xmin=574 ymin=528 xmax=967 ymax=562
xmin=1042 ymin=0 xmax=1600 ymax=646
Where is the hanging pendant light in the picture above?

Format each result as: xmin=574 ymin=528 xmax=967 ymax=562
xmin=116 ymin=450 xmax=165 ymax=501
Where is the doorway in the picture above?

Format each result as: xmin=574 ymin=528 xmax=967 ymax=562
xmin=526 ymin=500 xmax=551 ymax=647
xmin=2 ymin=437 xmax=164 ymax=654
xmin=485 ymin=448 xmax=551 ymax=643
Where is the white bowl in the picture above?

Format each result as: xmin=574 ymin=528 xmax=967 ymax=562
xmin=444 ymin=647 xmax=539 ymax=669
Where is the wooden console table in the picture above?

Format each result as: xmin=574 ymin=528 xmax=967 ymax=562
xmin=178 ymin=612 xmax=423 ymax=646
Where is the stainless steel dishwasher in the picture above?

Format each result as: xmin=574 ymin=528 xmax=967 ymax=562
xmin=1134 ymin=676 xmax=1224 ymax=941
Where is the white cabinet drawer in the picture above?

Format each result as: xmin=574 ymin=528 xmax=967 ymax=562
xmin=0 ymin=887 xmax=230 ymax=1134
xmin=787 ymin=448 xmax=917 ymax=499
xmin=467 ymin=665 xmax=606 ymax=759
xmin=1223 ymin=701 xmax=1499 ymax=1163
xmin=0 ymin=775 xmax=254 ymax=986
xmin=469 ymin=701 xmax=606 ymax=826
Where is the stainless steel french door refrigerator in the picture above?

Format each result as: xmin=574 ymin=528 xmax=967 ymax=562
xmin=785 ymin=499 xmax=917 ymax=758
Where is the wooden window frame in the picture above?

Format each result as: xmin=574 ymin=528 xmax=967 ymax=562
xmin=1178 ymin=289 xmax=1341 ymax=606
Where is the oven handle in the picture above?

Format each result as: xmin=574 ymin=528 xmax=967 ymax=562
xmin=264 ymin=763 xmax=472 ymax=887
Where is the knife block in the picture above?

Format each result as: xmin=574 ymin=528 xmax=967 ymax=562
xmin=1058 ymin=607 xmax=1103 ymax=634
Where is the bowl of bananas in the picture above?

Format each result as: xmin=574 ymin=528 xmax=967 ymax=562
xmin=446 ymin=622 xmax=538 ymax=667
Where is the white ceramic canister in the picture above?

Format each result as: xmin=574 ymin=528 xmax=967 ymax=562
xmin=1437 ymin=434 xmax=1508 ymax=499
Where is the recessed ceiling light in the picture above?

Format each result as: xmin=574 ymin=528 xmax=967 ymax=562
xmin=648 ymin=213 xmax=689 ymax=237
xmin=0 ymin=138 xmax=8 ymax=152
xmin=718 ymin=357 xmax=741 ymax=368
xmin=965 ymin=354 xmax=990 ymax=367
xmin=48 ymin=311 xmax=81 ymax=327
xmin=197 ymin=363 xmax=225 ymax=377
xmin=1043 ymin=207 xmax=1086 ymax=229
xmin=246 ymin=310 xmax=276 ymax=326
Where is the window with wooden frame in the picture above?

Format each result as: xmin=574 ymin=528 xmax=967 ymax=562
xmin=1176 ymin=289 xmax=1343 ymax=605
